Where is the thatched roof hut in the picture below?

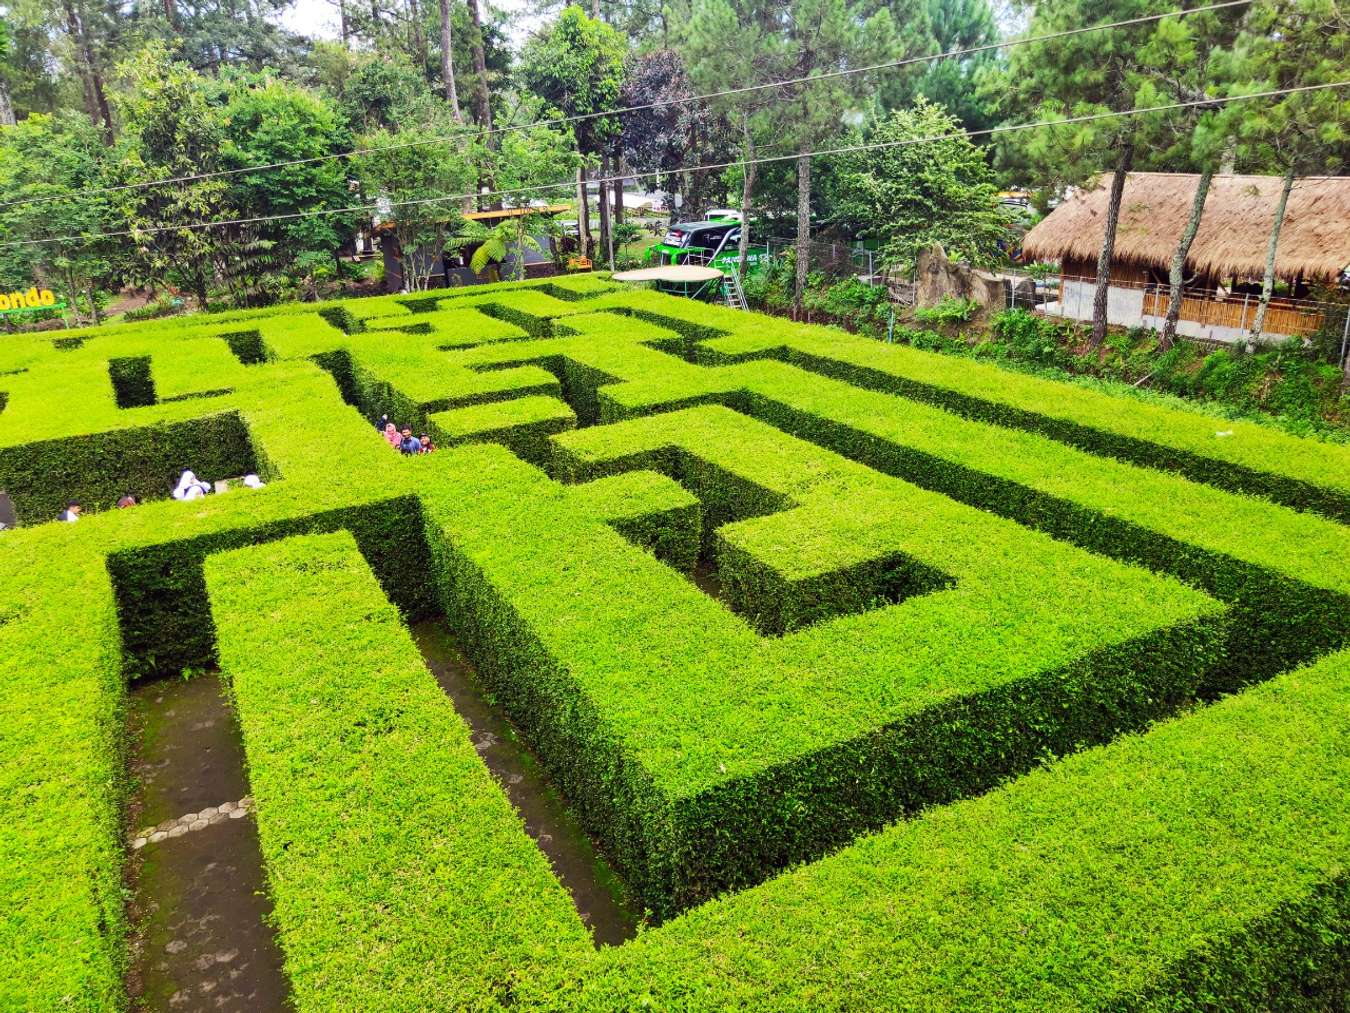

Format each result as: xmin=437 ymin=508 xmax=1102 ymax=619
xmin=1022 ymin=172 xmax=1350 ymax=285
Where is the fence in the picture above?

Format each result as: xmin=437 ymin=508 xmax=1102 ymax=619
xmin=765 ymin=237 xmax=882 ymax=285
xmin=1003 ymin=269 xmax=1349 ymax=359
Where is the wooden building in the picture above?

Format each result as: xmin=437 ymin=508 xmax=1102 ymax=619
xmin=1022 ymin=173 xmax=1350 ymax=341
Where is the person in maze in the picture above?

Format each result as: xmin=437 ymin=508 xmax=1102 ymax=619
xmin=172 ymin=470 xmax=212 ymax=501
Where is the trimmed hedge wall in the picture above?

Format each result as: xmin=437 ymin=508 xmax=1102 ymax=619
xmin=521 ymin=648 xmax=1350 ymax=1010
xmin=540 ymin=404 xmax=1224 ymax=911
xmin=2 ymin=281 xmax=1347 ymax=1009
xmin=205 ymin=531 xmax=588 ymax=1009
xmin=0 ymin=410 xmax=255 ymax=522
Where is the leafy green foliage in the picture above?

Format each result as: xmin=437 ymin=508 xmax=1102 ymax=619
xmin=353 ymin=119 xmax=476 ymax=292
xmin=519 ymin=5 xmax=625 ymax=156
xmin=914 ymin=294 xmax=980 ymax=326
xmin=829 ymin=99 xmax=1008 ymax=271
xmin=0 ymin=111 xmax=121 ymax=323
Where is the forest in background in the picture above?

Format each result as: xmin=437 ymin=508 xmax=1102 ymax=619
xmin=0 ymin=0 xmax=1344 ymax=369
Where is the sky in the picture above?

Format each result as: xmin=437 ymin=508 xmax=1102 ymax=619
xmin=279 ymin=0 xmax=548 ymax=49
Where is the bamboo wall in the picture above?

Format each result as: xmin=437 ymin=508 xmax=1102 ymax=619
xmin=1140 ymin=290 xmax=1325 ymax=336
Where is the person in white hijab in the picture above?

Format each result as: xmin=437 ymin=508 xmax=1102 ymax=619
xmin=241 ymin=474 xmax=265 ymax=489
xmin=172 ymin=470 xmax=211 ymax=501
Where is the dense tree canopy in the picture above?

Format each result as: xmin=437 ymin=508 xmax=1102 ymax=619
xmin=0 ymin=0 xmax=1341 ymax=332
xmin=827 ymin=98 xmax=1007 ymax=270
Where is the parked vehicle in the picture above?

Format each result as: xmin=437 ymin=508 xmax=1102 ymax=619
xmin=644 ymin=219 xmax=770 ymax=273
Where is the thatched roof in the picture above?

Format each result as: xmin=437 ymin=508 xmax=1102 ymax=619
xmin=1022 ymin=172 xmax=1350 ymax=283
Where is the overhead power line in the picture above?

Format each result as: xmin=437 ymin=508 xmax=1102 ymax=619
xmin=0 ymin=0 xmax=1254 ymax=213
xmin=1 ymin=79 xmax=1342 ymax=252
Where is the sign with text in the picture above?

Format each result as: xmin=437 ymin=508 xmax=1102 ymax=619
xmin=0 ymin=287 xmax=61 ymax=314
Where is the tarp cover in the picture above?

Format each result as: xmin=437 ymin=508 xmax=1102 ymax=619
xmin=611 ymin=266 xmax=724 ymax=283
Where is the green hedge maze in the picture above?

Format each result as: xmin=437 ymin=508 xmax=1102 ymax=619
xmin=3 ymin=275 xmax=1349 ymax=1010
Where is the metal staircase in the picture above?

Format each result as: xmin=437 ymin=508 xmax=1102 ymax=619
xmin=721 ymin=268 xmax=748 ymax=310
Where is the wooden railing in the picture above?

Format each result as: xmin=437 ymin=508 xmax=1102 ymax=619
xmin=1140 ymin=289 xmax=1326 ymax=336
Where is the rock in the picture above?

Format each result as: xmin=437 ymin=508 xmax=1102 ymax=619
xmin=914 ymin=244 xmax=1011 ymax=316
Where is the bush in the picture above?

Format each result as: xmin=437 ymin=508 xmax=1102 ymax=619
xmin=913 ymin=295 xmax=979 ymax=326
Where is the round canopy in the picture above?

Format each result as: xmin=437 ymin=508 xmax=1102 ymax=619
xmin=611 ymin=265 xmax=724 ymax=283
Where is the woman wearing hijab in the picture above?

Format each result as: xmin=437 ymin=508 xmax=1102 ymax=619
xmin=172 ymin=470 xmax=211 ymax=501
xmin=383 ymin=422 xmax=401 ymax=448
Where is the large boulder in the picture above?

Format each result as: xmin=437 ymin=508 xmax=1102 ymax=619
xmin=915 ymin=244 xmax=1009 ymax=313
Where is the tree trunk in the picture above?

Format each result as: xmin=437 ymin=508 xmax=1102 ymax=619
xmin=611 ymin=147 xmax=624 ymax=227
xmin=1160 ymin=167 xmax=1213 ymax=350
xmin=336 ymin=0 xmax=349 ymax=45
xmin=62 ymin=0 xmax=99 ymax=137
xmin=1089 ymin=135 xmax=1134 ymax=346
xmin=737 ymin=118 xmax=756 ymax=277
xmin=438 ymin=0 xmax=463 ymax=122
xmin=591 ymin=0 xmax=600 ymax=17
xmin=577 ymin=163 xmax=592 ymax=259
xmin=0 ymin=78 xmax=15 ymax=126
xmin=162 ymin=0 xmax=177 ymax=28
xmin=409 ymin=0 xmax=427 ymax=75
xmin=62 ymin=0 xmax=110 ymax=141
xmin=793 ymin=148 xmax=810 ymax=315
xmin=597 ymin=151 xmax=612 ymax=270
xmin=465 ymin=0 xmax=491 ymax=131
xmin=1248 ymin=164 xmax=1295 ymax=351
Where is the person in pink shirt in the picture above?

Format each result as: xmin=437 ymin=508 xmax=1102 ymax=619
xmin=383 ymin=422 xmax=401 ymax=448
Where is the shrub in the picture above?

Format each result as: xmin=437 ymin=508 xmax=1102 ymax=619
xmin=913 ymin=295 xmax=979 ymax=326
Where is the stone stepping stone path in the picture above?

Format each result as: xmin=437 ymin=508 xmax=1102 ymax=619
xmin=131 ymin=796 xmax=254 ymax=849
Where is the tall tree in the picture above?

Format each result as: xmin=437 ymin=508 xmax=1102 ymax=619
xmin=780 ymin=0 xmax=904 ymax=312
xmin=619 ymin=48 xmax=734 ymax=225
xmin=464 ymin=0 xmax=492 ymax=129
xmin=0 ymin=111 xmax=123 ymax=323
xmin=438 ymin=0 xmax=463 ymax=121
xmin=827 ymin=98 xmax=1008 ymax=271
xmin=1009 ymin=0 xmax=1179 ymax=346
xmin=219 ymin=76 xmax=354 ymax=304
xmin=354 ymin=115 xmax=476 ymax=291
xmin=113 ymin=44 xmax=229 ymax=307
xmin=0 ymin=18 xmax=16 ymax=126
xmin=678 ymin=0 xmax=789 ymax=275
xmin=59 ymin=0 xmax=112 ymax=141
xmin=884 ymin=0 xmax=1002 ymax=133
xmin=520 ymin=5 xmax=625 ymax=262
xmin=1141 ymin=5 xmax=1248 ymax=349
xmin=1234 ymin=0 xmax=1349 ymax=346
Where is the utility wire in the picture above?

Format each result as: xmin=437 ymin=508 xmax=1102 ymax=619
xmin=2 ymin=80 xmax=1342 ymax=251
xmin=0 ymin=0 xmax=1254 ymax=213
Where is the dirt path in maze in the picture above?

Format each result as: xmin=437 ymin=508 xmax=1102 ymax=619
xmin=413 ymin=618 xmax=640 ymax=947
xmin=123 ymin=672 xmax=289 ymax=1012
